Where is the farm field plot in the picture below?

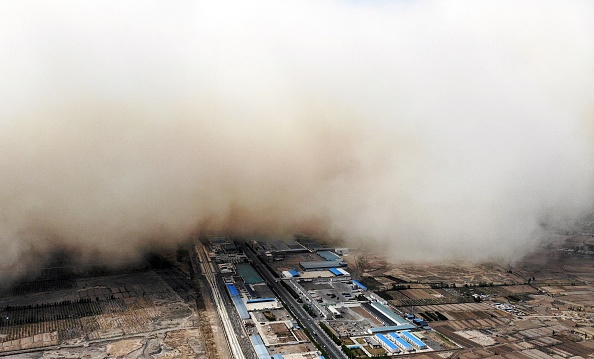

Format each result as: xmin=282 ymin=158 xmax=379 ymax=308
xmin=0 ymin=268 xmax=207 ymax=358
xmin=388 ymin=287 xmax=471 ymax=306
xmin=383 ymin=263 xmax=523 ymax=286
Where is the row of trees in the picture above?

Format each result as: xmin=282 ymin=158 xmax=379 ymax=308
xmin=1 ymin=299 xmax=107 ymax=326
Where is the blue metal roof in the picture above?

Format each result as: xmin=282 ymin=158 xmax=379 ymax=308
xmin=389 ymin=332 xmax=413 ymax=351
xmin=337 ymin=268 xmax=350 ymax=276
xmin=376 ymin=333 xmax=398 ymax=350
xmin=226 ymin=284 xmax=239 ymax=297
xmin=288 ymin=269 xmax=300 ymax=276
xmin=249 ymin=335 xmax=271 ymax=359
xmin=272 ymin=355 xmax=284 ymax=359
xmin=232 ymin=296 xmax=249 ymax=319
xmin=226 ymin=284 xmax=249 ymax=318
xmin=246 ymin=297 xmax=276 ymax=303
xmin=401 ymin=331 xmax=427 ymax=348
xmin=329 ymin=268 xmax=343 ymax=276
xmin=351 ymin=280 xmax=367 ymax=290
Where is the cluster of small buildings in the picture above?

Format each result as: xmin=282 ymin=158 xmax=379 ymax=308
xmin=493 ymin=302 xmax=527 ymax=316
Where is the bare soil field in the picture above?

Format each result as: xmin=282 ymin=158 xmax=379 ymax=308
xmin=384 ymin=263 xmax=523 ymax=286
xmin=350 ymin=306 xmax=382 ymax=326
xmin=351 ymin=240 xmax=594 ymax=358
xmin=0 ymin=268 xmax=210 ymax=358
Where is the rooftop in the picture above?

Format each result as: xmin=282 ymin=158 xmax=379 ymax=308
xmin=368 ymin=325 xmax=416 ymax=333
xmin=389 ymin=332 xmax=413 ymax=351
xmin=300 ymin=260 xmax=346 ymax=270
xmin=318 ymin=251 xmax=341 ymax=261
xmin=376 ymin=333 xmax=398 ymax=350
xmin=236 ymin=263 xmax=264 ymax=285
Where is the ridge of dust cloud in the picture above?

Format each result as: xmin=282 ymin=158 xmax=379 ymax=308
xmin=1 ymin=0 xmax=594 ymax=281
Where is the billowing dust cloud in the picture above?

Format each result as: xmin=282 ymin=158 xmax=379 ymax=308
xmin=1 ymin=0 xmax=593 ymax=280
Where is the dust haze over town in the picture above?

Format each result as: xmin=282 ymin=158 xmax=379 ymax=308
xmin=1 ymin=0 xmax=594 ymax=283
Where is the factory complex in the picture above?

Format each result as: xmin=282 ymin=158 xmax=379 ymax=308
xmin=204 ymin=235 xmax=444 ymax=358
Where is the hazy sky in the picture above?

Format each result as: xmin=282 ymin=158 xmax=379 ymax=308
xmin=1 ymin=0 xmax=593 ymax=280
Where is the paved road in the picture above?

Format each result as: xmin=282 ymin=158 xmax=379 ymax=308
xmin=239 ymin=242 xmax=348 ymax=359
xmin=289 ymin=279 xmax=328 ymax=318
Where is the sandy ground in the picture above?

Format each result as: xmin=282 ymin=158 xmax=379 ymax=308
xmin=107 ymin=339 xmax=143 ymax=358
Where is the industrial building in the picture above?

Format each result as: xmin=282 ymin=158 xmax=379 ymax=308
xmin=208 ymin=235 xmax=237 ymax=251
xmin=250 ymin=335 xmax=273 ymax=359
xmin=269 ymin=239 xmax=308 ymax=253
xmin=375 ymin=333 xmax=400 ymax=353
xmin=328 ymin=268 xmax=349 ymax=276
xmin=318 ymin=251 xmax=341 ymax=261
xmin=367 ymin=324 xmax=416 ymax=334
xmin=362 ymin=302 xmax=410 ymax=327
xmin=295 ymin=236 xmax=327 ymax=251
xmin=226 ymin=284 xmax=250 ymax=320
xmin=251 ymin=238 xmax=308 ymax=254
xmin=300 ymin=260 xmax=346 ymax=271
xmin=389 ymin=332 xmax=414 ymax=352
xmin=413 ymin=317 xmax=429 ymax=328
xmin=371 ymin=302 xmax=410 ymax=325
xmin=245 ymin=297 xmax=281 ymax=311
xmin=328 ymin=306 xmax=342 ymax=318
xmin=236 ymin=263 xmax=265 ymax=285
xmin=400 ymin=330 xmax=428 ymax=350
xmin=334 ymin=248 xmax=349 ymax=255
xmin=351 ymin=280 xmax=367 ymax=291
xmin=281 ymin=269 xmax=301 ymax=278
